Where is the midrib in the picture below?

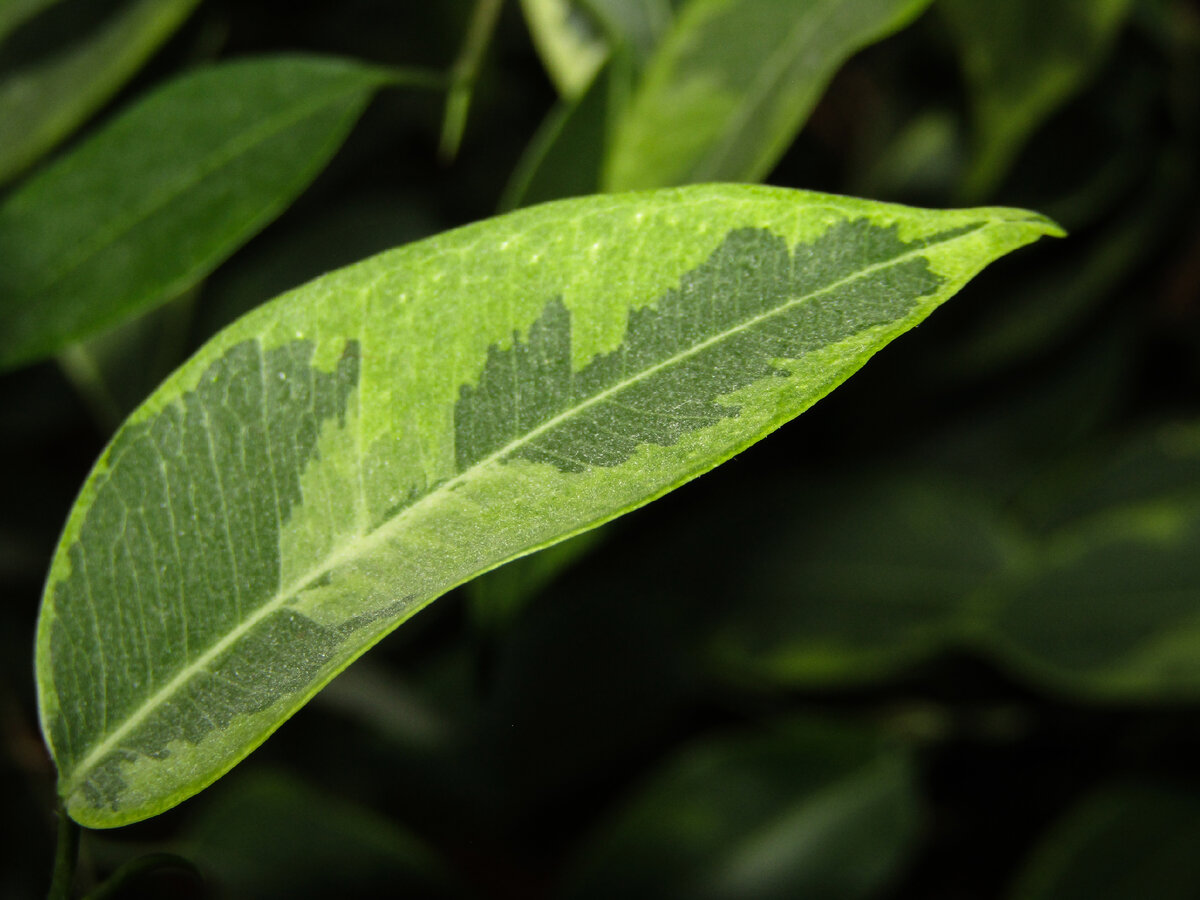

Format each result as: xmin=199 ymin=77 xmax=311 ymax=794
xmin=64 ymin=224 xmax=976 ymax=793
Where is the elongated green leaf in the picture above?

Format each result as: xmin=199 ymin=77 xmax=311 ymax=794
xmin=942 ymin=0 xmax=1135 ymax=200
xmin=520 ymin=0 xmax=611 ymax=96
xmin=0 ymin=0 xmax=199 ymax=186
xmin=1009 ymin=784 xmax=1200 ymax=900
xmin=0 ymin=0 xmax=63 ymax=41
xmin=603 ymin=0 xmax=933 ymax=190
xmin=0 ymin=55 xmax=418 ymax=372
xmin=559 ymin=720 xmax=921 ymax=900
xmin=35 ymin=184 xmax=1059 ymax=827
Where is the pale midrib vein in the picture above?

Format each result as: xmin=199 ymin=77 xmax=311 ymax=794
xmin=63 ymin=225 xmax=976 ymax=793
xmin=32 ymin=82 xmax=366 ymax=296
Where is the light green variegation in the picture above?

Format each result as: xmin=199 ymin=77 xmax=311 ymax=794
xmin=35 ymin=184 xmax=1059 ymax=827
xmin=603 ymin=0 xmax=933 ymax=190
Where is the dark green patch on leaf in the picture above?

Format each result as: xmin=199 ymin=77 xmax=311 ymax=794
xmin=455 ymin=219 xmax=976 ymax=473
xmin=49 ymin=338 xmax=360 ymax=804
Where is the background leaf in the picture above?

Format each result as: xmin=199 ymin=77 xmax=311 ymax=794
xmin=558 ymin=719 xmax=921 ymax=900
xmin=1008 ymin=783 xmax=1200 ymax=900
xmin=942 ymin=0 xmax=1136 ymax=199
xmin=34 ymin=185 xmax=1058 ymax=827
xmin=177 ymin=770 xmax=469 ymax=899
xmin=500 ymin=50 xmax=634 ymax=210
xmin=0 ymin=0 xmax=200 ymax=186
xmin=0 ymin=55 xmax=418 ymax=372
xmin=603 ymin=0 xmax=933 ymax=190
xmin=520 ymin=0 xmax=611 ymax=97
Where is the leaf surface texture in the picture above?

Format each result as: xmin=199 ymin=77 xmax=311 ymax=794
xmin=35 ymin=184 xmax=1058 ymax=826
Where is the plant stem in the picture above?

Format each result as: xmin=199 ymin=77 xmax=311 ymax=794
xmin=439 ymin=0 xmax=505 ymax=160
xmin=47 ymin=803 xmax=80 ymax=900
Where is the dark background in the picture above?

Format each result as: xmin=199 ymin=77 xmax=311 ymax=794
xmin=3 ymin=1 xmax=1200 ymax=897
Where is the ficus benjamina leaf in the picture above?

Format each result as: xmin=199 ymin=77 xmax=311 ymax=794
xmin=34 ymin=184 xmax=1061 ymax=827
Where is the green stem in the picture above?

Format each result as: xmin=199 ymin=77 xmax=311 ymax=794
xmin=56 ymin=343 xmax=123 ymax=435
xmin=439 ymin=0 xmax=505 ymax=160
xmin=47 ymin=804 xmax=80 ymax=900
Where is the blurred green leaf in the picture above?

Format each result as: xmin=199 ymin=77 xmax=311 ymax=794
xmin=943 ymin=149 xmax=1184 ymax=377
xmin=439 ymin=0 xmax=504 ymax=161
xmin=710 ymin=475 xmax=1025 ymax=686
xmin=558 ymin=719 xmax=921 ymax=900
xmin=0 ymin=56 xmax=428 ymax=371
xmin=0 ymin=0 xmax=200 ymax=186
xmin=942 ymin=0 xmax=1135 ymax=200
xmin=1009 ymin=783 xmax=1200 ymax=900
xmin=603 ymin=0 xmax=933 ymax=190
xmin=709 ymin=416 xmax=1200 ymax=700
xmin=989 ymin=422 xmax=1200 ymax=699
xmin=581 ymin=0 xmax=672 ymax=63
xmin=521 ymin=0 xmax=610 ymax=96
xmin=181 ymin=770 xmax=468 ymax=899
xmin=0 ymin=0 xmax=62 ymax=40
xmin=500 ymin=49 xmax=633 ymax=209
xmin=852 ymin=109 xmax=964 ymax=204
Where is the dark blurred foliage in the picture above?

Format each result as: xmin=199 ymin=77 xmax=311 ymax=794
xmin=3 ymin=1 xmax=1200 ymax=897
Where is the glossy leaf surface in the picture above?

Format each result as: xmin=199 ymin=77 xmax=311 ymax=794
xmin=0 ymin=0 xmax=199 ymax=185
xmin=0 ymin=55 xmax=401 ymax=371
xmin=603 ymin=0 xmax=933 ymax=190
xmin=35 ymin=184 xmax=1058 ymax=826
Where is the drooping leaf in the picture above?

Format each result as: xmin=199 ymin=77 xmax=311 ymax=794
xmin=34 ymin=184 xmax=1059 ymax=827
xmin=0 ymin=55 xmax=431 ymax=372
xmin=603 ymin=0 xmax=934 ymax=190
xmin=1008 ymin=783 xmax=1200 ymax=900
xmin=0 ymin=0 xmax=200 ymax=186
xmin=942 ymin=0 xmax=1135 ymax=200
xmin=706 ymin=417 xmax=1200 ymax=701
xmin=558 ymin=719 xmax=921 ymax=900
